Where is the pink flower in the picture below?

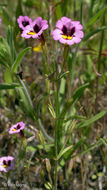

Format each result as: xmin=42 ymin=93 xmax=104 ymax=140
xmin=52 ymin=17 xmax=84 ymax=45
xmin=0 ymin=156 xmax=14 ymax=172
xmin=21 ymin=17 xmax=48 ymax=39
xmin=9 ymin=122 xmax=25 ymax=136
xmin=0 ymin=18 xmax=1 ymax=24
xmin=17 ymin=16 xmax=32 ymax=31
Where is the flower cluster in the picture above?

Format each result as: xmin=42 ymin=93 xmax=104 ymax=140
xmin=0 ymin=122 xmax=25 ymax=173
xmin=17 ymin=16 xmax=84 ymax=46
xmin=17 ymin=16 xmax=48 ymax=40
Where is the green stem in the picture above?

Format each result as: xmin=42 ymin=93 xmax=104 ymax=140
xmin=62 ymin=45 xmax=71 ymax=98
xmin=61 ymin=45 xmax=69 ymax=72
xmin=80 ymin=0 xmax=83 ymax=24
xmin=54 ymin=73 xmax=59 ymax=190
xmin=42 ymin=42 xmax=50 ymax=75
xmin=70 ymin=44 xmax=79 ymax=85
xmin=54 ymin=159 xmax=58 ymax=190
xmin=95 ymin=13 xmax=105 ymax=114
xmin=5 ymin=173 xmax=9 ymax=190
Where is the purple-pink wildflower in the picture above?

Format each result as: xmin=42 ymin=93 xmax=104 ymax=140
xmin=17 ymin=16 xmax=32 ymax=31
xmin=0 ymin=18 xmax=1 ymax=24
xmin=52 ymin=17 xmax=84 ymax=45
xmin=21 ymin=17 xmax=48 ymax=39
xmin=9 ymin=122 xmax=25 ymax=136
xmin=0 ymin=156 xmax=14 ymax=172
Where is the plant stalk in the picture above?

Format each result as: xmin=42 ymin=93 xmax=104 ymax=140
xmin=95 ymin=13 xmax=105 ymax=114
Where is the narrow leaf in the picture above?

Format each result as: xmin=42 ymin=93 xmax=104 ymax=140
xmin=77 ymin=110 xmax=107 ymax=128
xmin=12 ymin=47 xmax=31 ymax=72
xmin=0 ymin=83 xmax=20 ymax=90
xmin=86 ymin=7 xmax=107 ymax=27
xmin=57 ymin=145 xmax=73 ymax=160
xmin=83 ymin=26 xmax=107 ymax=41
xmin=48 ymin=104 xmax=56 ymax=119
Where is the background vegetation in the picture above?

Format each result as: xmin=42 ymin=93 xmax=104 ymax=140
xmin=0 ymin=0 xmax=107 ymax=189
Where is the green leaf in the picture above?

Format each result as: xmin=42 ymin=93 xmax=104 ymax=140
xmin=59 ymin=83 xmax=89 ymax=120
xmin=56 ymin=83 xmax=89 ymax=150
xmin=100 ymin=138 xmax=107 ymax=147
xmin=57 ymin=145 xmax=73 ymax=160
xmin=44 ymin=182 xmax=52 ymax=190
xmin=18 ymin=78 xmax=34 ymax=118
xmin=61 ymin=0 xmax=68 ymax=15
xmin=54 ymin=0 xmax=62 ymax=19
xmin=2 ymin=7 xmax=13 ymax=26
xmin=26 ymin=146 xmax=36 ymax=152
xmin=86 ymin=7 xmax=107 ymax=27
xmin=0 ymin=36 xmax=12 ymax=67
xmin=77 ymin=110 xmax=107 ymax=128
xmin=0 ymin=83 xmax=20 ymax=90
xmin=16 ymin=0 xmax=23 ymax=19
xmin=64 ymin=115 xmax=87 ymax=123
xmin=71 ymin=139 xmax=102 ymax=159
xmin=15 ymin=0 xmax=23 ymax=36
xmin=48 ymin=103 xmax=56 ymax=119
xmin=72 ymin=83 xmax=89 ymax=100
xmin=4 ymin=69 xmax=12 ymax=84
xmin=6 ymin=25 xmax=16 ymax=63
xmin=4 ymin=69 xmax=13 ymax=95
xmin=58 ymin=138 xmax=85 ymax=170
xmin=11 ymin=47 xmax=31 ymax=72
xmin=83 ymin=26 xmax=107 ymax=41
xmin=57 ymin=71 xmax=69 ymax=81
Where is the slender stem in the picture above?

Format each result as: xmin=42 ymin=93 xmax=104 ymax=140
xmin=80 ymin=158 xmax=84 ymax=190
xmin=95 ymin=13 xmax=105 ymax=114
xmin=54 ymin=61 xmax=60 ymax=189
xmin=42 ymin=42 xmax=50 ymax=75
xmin=62 ymin=45 xmax=71 ymax=98
xmin=70 ymin=44 xmax=79 ymax=86
xmin=80 ymin=0 xmax=83 ymax=24
xmin=61 ymin=45 xmax=69 ymax=72
xmin=54 ymin=84 xmax=58 ymax=190
xmin=54 ymin=158 xmax=58 ymax=190
xmin=5 ymin=172 xmax=9 ymax=190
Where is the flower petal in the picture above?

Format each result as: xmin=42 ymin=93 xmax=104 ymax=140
xmin=75 ymin=30 xmax=84 ymax=38
xmin=52 ymin=29 xmax=62 ymax=40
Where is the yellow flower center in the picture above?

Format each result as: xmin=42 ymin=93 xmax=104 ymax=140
xmin=62 ymin=35 xmax=73 ymax=40
xmin=12 ymin=128 xmax=17 ymax=131
xmin=27 ymin=32 xmax=36 ymax=35
xmin=3 ymin=165 xmax=7 ymax=168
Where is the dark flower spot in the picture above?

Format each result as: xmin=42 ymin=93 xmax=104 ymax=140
xmin=8 ymin=160 xmax=11 ymax=166
xmin=70 ymin=27 xmax=75 ymax=36
xmin=22 ymin=21 xmax=29 ymax=27
xmin=16 ymin=124 xmax=21 ymax=130
xmin=33 ymin=24 xmax=40 ymax=33
xmin=62 ymin=25 xmax=67 ymax=35
xmin=19 ymin=130 xmax=24 ymax=137
xmin=3 ymin=160 xmax=6 ymax=165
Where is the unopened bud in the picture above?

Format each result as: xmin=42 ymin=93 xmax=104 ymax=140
xmin=45 ymin=158 xmax=51 ymax=172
